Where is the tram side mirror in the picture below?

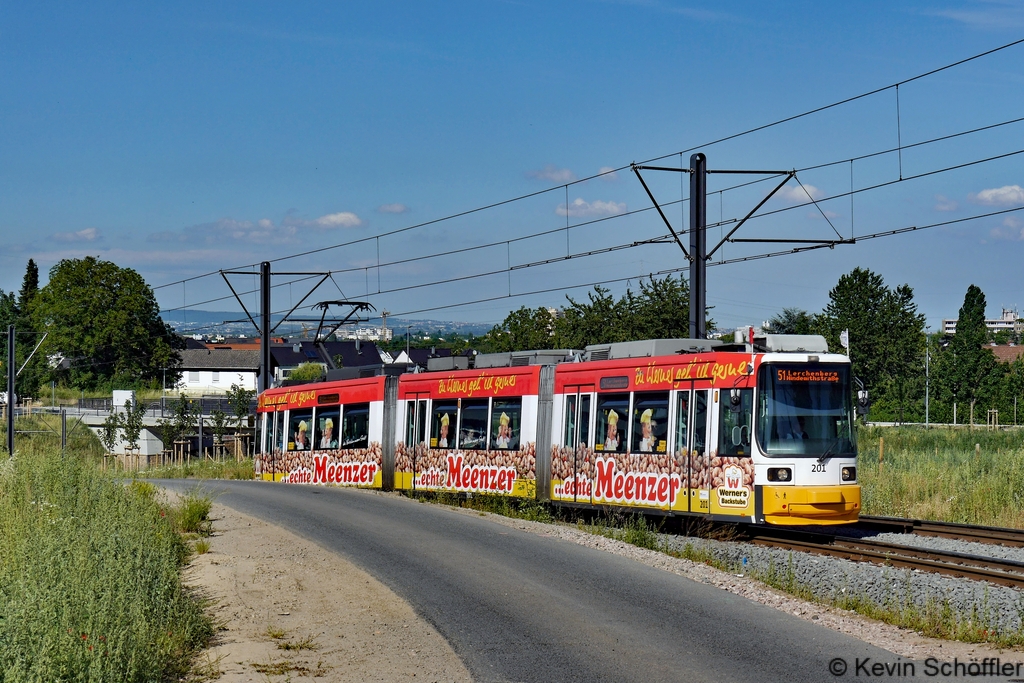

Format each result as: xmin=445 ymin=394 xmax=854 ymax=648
xmin=729 ymin=389 xmax=743 ymax=413
xmin=857 ymin=389 xmax=870 ymax=416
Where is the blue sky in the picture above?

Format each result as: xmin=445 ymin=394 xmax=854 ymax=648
xmin=2 ymin=1 xmax=1024 ymax=333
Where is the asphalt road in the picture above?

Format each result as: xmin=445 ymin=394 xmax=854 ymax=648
xmin=158 ymin=480 xmax=940 ymax=682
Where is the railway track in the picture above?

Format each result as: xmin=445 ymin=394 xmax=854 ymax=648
xmin=747 ymin=527 xmax=1024 ymax=589
xmin=854 ymin=515 xmax=1024 ymax=547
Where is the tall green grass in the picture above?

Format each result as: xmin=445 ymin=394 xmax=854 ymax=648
xmin=858 ymin=427 xmax=1024 ymax=527
xmin=0 ymin=449 xmax=212 ymax=682
xmin=140 ymin=458 xmax=254 ymax=481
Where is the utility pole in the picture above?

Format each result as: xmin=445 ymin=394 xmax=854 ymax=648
xmin=689 ymin=153 xmax=707 ymax=339
xmin=633 ymin=155 xmax=830 ymax=340
xmin=925 ymin=326 xmax=930 ymax=428
xmin=7 ymin=325 xmax=14 ymax=457
xmin=260 ymin=261 xmax=272 ymax=393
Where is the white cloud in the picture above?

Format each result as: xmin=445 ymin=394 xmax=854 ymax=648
xmin=377 ymin=203 xmax=408 ymax=214
xmin=556 ymin=198 xmax=626 ymax=218
xmin=777 ymin=184 xmax=823 ymax=202
xmin=988 ymin=216 xmax=1024 ymax=241
xmin=313 ymin=211 xmax=362 ymax=228
xmin=528 ymin=164 xmax=577 ymax=183
xmin=970 ymin=185 xmax=1024 ymax=206
xmin=597 ymin=166 xmax=619 ymax=181
xmin=934 ymin=194 xmax=958 ymax=212
xmin=52 ymin=228 xmax=100 ymax=242
xmin=258 ymin=218 xmax=273 ymax=228
xmin=928 ymin=4 xmax=1024 ymax=29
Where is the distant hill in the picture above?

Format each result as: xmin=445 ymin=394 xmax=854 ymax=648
xmin=160 ymin=309 xmax=495 ymax=337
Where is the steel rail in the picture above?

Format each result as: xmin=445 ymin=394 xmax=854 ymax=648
xmin=747 ymin=527 xmax=1024 ymax=589
xmin=855 ymin=515 xmax=1024 ymax=548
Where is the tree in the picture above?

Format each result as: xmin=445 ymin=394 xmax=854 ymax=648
xmin=816 ymin=268 xmax=925 ymax=420
xmin=121 ymin=397 xmax=148 ymax=455
xmin=31 ymin=257 xmax=184 ymax=390
xmin=209 ymin=409 xmax=228 ymax=457
xmin=227 ymin=383 xmax=256 ymax=432
xmin=226 ymin=383 xmax=256 ymax=460
xmin=99 ymin=409 xmax=121 ymax=453
xmin=17 ymin=259 xmax=38 ymax=311
xmin=486 ymin=307 xmax=557 ymax=352
xmin=936 ymin=285 xmax=1000 ymax=425
xmin=765 ymin=308 xmax=817 ymax=335
xmin=550 ymin=275 xmax=711 ymax=350
xmin=289 ymin=363 xmax=324 ymax=382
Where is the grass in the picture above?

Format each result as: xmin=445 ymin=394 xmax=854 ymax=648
xmin=140 ymin=458 xmax=255 ymax=481
xmin=276 ymin=634 xmax=319 ymax=651
xmin=858 ymin=426 xmax=1024 ymax=527
xmin=0 ymin=447 xmax=214 ymax=682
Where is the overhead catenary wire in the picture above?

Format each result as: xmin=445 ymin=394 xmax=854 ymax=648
xmin=172 ymin=142 xmax=1024 ymax=324
xmin=176 ymin=203 xmax=1024 ymax=334
xmin=153 ymin=37 xmax=1024 ymax=294
xmin=161 ymin=109 xmax=1024 ymax=319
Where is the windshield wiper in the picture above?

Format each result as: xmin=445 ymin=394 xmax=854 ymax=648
xmin=817 ymin=437 xmax=841 ymax=464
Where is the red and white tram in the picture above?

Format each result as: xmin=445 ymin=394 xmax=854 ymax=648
xmin=256 ymin=334 xmax=861 ymax=526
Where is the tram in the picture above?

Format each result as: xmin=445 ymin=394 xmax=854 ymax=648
xmin=255 ymin=333 xmax=860 ymax=526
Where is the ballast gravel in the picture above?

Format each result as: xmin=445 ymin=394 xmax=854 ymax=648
xmin=427 ymin=499 xmax=1024 ymax=664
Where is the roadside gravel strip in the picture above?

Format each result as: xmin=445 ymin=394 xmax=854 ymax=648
xmin=184 ymin=502 xmax=472 ymax=682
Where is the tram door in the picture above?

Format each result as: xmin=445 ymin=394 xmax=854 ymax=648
xmin=562 ymin=385 xmax=594 ymax=503
xmin=405 ymin=395 xmax=428 ymax=490
xmin=683 ymin=388 xmax=710 ymax=514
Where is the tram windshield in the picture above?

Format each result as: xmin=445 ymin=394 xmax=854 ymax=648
xmin=756 ymin=364 xmax=856 ymax=457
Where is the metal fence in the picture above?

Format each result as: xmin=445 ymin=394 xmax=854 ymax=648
xmin=74 ymin=395 xmax=258 ymax=420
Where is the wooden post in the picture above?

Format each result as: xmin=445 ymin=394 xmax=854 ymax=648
xmin=976 ymin=443 xmax=981 ymax=458
xmin=879 ymin=436 xmax=884 ymax=472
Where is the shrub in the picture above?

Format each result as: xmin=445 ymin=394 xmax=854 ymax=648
xmin=0 ymin=449 xmax=212 ymax=681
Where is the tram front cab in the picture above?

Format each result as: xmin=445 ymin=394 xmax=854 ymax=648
xmin=755 ymin=353 xmax=861 ymax=525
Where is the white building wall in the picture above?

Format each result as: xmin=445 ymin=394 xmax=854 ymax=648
xmin=175 ymin=370 xmax=257 ymax=395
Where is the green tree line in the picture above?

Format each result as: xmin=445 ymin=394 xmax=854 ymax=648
xmin=1 ymin=257 xmax=183 ymax=398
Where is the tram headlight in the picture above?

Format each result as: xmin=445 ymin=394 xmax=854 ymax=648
xmin=767 ymin=467 xmax=792 ymax=482
xmin=841 ymin=466 xmax=856 ymax=482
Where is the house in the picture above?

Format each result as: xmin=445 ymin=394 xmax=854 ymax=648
xmin=989 ymin=344 xmax=1024 ymax=365
xmin=269 ymin=340 xmax=385 ymax=383
xmin=177 ymin=348 xmax=260 ymax=395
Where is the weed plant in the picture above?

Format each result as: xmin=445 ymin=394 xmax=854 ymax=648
xmin=858 ymin=427 xmax=1024 ymax=526
xmin=0 ymin=448 xmax=213 ymax=681
xmin=141 ymin=458 xmax=255 ymax=481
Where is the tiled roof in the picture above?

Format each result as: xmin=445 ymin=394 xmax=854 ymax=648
xmin=989 ymin=345 xmax=1024 ymax=364
xmin=179 ymin=349 xmax=261 ymax=371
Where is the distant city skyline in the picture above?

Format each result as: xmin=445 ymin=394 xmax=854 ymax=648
xmin=2 ymin=2 xmax=1023 ymax=331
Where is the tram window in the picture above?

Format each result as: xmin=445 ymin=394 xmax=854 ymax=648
xmin=491 ymin=399 xmax=521 ymax=450
xmin=288 ymin=409 xmax=313 ymax=451
xmin=580 ymin=395 xmax=591 ymax=448
xmin=316 ymin=406 xmax=340 ymax=449
xmin=692 ymin=391 xmax=708 ymax=457
xmin=431 ymin=401 xmax=458 ymax=448
xmin=632 ymin=392 xmax=668 ymax=453
xmin=264 ymin=417 xmax=276 ymax=454
xmin=405 ymin=400 xmax=428 ymax=447
xmin=340 ymin=403 xmax=370 ymax=449
xmin=595 ymin=393 xmax=629 ymax=453
xmin=563 ymin=395 xmax=577 ymax=448
xmin=675 ymin=392 xmax=690 ymax=454
xmin=459 ymin=399 xmax=489 ymax=450
xmin=275 ymin=411 xmax=286 ymax=452
xmin=719 ymin=389 xmax=753 ymax=457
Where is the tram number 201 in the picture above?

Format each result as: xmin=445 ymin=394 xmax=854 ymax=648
xmin=810 ymin=463 xmax=826 ymax=473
